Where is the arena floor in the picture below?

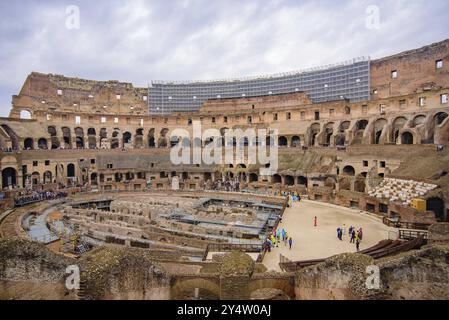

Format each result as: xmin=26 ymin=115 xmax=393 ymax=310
xmin=263 ymin=200 xmax=396 ymax=271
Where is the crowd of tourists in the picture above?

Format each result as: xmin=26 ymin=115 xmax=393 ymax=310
xmin=14 ymin=189 xmax=67 ymax=207
xmin=337 ymin=225 xmax=364 ymax=251
xmin=264 ymin=227 xmax=293 ymax=253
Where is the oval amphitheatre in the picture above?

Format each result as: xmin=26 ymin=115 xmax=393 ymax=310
xmin=1 ymin=39 xmax=449 ymax=300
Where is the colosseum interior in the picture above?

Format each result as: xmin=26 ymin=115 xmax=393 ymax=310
xmin=1 ymin=39 xmax=449 ymax=301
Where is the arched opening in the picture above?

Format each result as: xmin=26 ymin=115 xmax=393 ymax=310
xmin=135 ymin=129 xmax=144 ymax=148
xmin=375 ymin=131 xmax=382 ymax=144
xmin=401 ymin=132 xmax=414 ymax=145
xmin=204 ymin=172 xmax=212 ymax=181
xmin=249 ymin=173 xmax=258 ymax=183
xmin=1 ymin=125 xmax=19 ymax=150
xmin=374 ymin=119 xmax=387 ymax=144
xmin=158 ymin=129 xmax=169 ymax=148
xmin=123 ymin=132 xmax=132 ymax=148
xmin=147 ymin=129 xmax=156 ymax=148
xmin=353 ymin=120 xmax=368 ymax=145
xmin=87 ymin=128 xmax=97 ymax=149
xmin=413 ymin=115 xmax=426 ymax=127
xmin=310 ymin=123 xmax=320 ymax=146
xmin=356 ymin=120 xmax=369 ymax=131
xmin=111 ymin=130 xmax=120 ymax=149
xmin=43 ymin=171 xmax=52 ymax=184
xmin=427 ymin=197 xmax=446 ymax=221
xmin=87 ymin=128 xmax=96 ymax=136
xmin=47 ymin=126 xmax=60 ymax=149
xmin=24 ymin=138 xmax=34 ymax=150
xmin=90 ymin=173 xmax=98 ymax=185
xmin=284 ymin=175 xmax=294 ymax=186
xmin=392 ymin=117 xmax=407 ymax=143
xmin=335 ymin=134 xmax=346 ymax=146
xmin=2 ymin=167 xmax=17 ymax=188
xmin=20 ymin=110 xmax=32 ymax=119
xmin=272 ymin=174 xmax=282 ymax=184
xmin=324 ymin=123 xmax=334 ymax=146
xmin=38 ymin=138 xmax=48 ymax=150
xmin=115 ymin=173 xmax=123 ymax=182
xmin=125 ymin=172 xmax=134 ymax=181
xmin=67 ymin=163 xmax=76 ymax=178
xmin=278 ymin=136 xmax=288 ymax=147
xmin=428 ymin=112 xmax=449 ymax=144
xmin=297 ymin=176 xmax=308 ymax=186
xmin=435 ymin=112 xmax=449 ymax=125
xmin=339 ymin=121 xmax=350 ymax=133
xmin=31 ymin=172 xmax=40 ymax=185
xmin=76 ymin=136 xmax=84 ymax=149
xmin=291 ymin=136 xmax=300 ymax=147
xmin=99 ymin=128 xmax=108 ymax=149
xmin=343 ymin=165 xmax=355 ymax=176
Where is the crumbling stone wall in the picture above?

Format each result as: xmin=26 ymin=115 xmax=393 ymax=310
xmin=295 ymin=245 xmax=449 ymax=300
xmin=428 ymin=222 xmax=449 ymax=244
xmin=79 ymin=246 xmax=171 ymax=300
xmin=295 ymin=253 xmax=376 ymax=300
xmin=218 ymin=252 xmax=255 ymax=300
xmin=0 ymin=239 xmax=76 ymax=299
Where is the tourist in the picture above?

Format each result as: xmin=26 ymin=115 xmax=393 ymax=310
xmin=339 ymin=228 xmax=343 ymax=241
xmin=358 ymin=228 xmax=363 ymax=241
xmin=288 ymin=237 xmax=293 ymax=250
xmin=314 ymin=216 xmax=317 ymax=227
xmin=356 ymin=237 xmax=361 ymax=252
xmin=350 ymin=229 xmax=356 ymax=243
xmin=282 ymin=228 xmax=286 ymax=241
xmin=349 ymin=226 xmax=354 ymax=237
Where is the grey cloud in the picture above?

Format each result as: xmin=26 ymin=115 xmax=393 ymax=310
xmin=0 ymin=0 xmax=448 ymax=116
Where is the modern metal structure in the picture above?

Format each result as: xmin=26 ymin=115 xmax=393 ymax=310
xmin=148 ymin=57 xmax=370 ymax=114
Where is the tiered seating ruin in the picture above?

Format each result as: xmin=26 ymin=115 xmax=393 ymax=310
xmin=369 ymin=178 xmax=437 ymax=206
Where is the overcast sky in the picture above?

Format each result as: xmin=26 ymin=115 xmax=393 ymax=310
xmin=0 ymin=0 xmax=448 ymax=116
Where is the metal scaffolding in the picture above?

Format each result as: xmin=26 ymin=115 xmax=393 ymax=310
xmin=148 ymin=57 xmax=370 ymax=114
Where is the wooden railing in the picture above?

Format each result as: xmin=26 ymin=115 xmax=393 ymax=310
xmin=399 ymin=229 xmax=429 ymax=240
xmin=382 ymin=217 xmax=432 ymax=231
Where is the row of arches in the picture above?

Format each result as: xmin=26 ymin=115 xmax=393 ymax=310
xmin=1 ymin=163 xmax=77 ymax=189
xmin=276 ymin=112 xmax=449 ymax=148
xmin=7 ymin=111 xmax=449 ymax=151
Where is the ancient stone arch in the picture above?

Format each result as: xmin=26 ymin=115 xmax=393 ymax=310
xmin=248 ymin=278 xmax=295 ymax=299
xmin=391 ymin=117 xmax=408 ymax=143
xmin=171 ymin=278 xmax=220 ymax=300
